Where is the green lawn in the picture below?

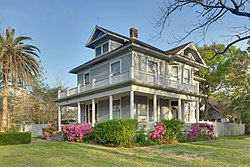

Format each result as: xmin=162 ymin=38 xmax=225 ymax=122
xmin=0 ymin=137 xmax=250 ymax=167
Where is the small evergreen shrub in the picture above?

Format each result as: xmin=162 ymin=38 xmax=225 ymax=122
xmin=94 ymin=118 xmax=138 ymax=146
xmin=188 ymin=123 xmax=214 ymax=141
xmin=62 ymin=123 xmax=93 ymax=142
xmin=0 ymin=132 xmax=31 ymax=145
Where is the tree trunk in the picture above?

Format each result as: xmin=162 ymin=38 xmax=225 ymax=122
xmin=1 ymin=74 xmax=9 ymax=132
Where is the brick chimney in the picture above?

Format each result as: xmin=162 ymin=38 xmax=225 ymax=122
xmin=130 ymin=27 xmax=138 ymax=39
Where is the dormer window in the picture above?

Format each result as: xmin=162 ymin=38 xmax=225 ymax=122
xmin=95 ymin=42 xmax=109 ymax=57
xmin=96 ymin=46 xmax=101 ymax=56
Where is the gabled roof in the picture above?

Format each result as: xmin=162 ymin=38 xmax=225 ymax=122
xmin=85 ymin=26 xmax=129 ymax=48
xmin=165 ymin=42 xmax=192 ymax=55
xmin=166 ymin=42 xmax=207 ymax=67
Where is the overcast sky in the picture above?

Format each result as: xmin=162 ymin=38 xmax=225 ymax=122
xmin=0 ymin=0 xmax=248 ymax=87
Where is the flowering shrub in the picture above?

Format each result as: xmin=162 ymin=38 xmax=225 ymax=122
xmin=42 ymin=121 xmax=58 ymax=139
xmin=188 ymin=123 xmax=214 ymax=141
xmin=62 ymin=123 xmax=93 ymax=142
xmin=151 ymin=123 xmax=167 ymax=143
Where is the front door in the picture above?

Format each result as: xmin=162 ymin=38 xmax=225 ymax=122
xmin=85 ymin=103 xmax=97 ymax=124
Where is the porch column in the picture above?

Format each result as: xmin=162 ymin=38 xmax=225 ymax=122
xmin=130 ymin=90 xmax=134 ymax=119
xmin=109 ymin=95 xmax=113 ymax=120
xmin=196 ymin=99 xmax=199 ymax=123
xmin=153 ymin=94 xmax=157 ymax=123
xmin=58 ymin=105 xmax=61 ymax=132
xmin=92 ymin=98 xmax=95 ymax=126
xmin=77 ymin=102 xmax=81 ymax=123
xmin=178 ymin=98 xmax=182 ymax=121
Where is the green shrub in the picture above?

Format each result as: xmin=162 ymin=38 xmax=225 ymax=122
xmin=0 ymin=132 xmax=31 ymax=145
xmin=93 ymin=118 xmax=138 ymax=146
xmin=161 ymin=119 xmax=185 ymax=142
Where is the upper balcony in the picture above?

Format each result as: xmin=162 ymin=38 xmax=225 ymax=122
xmin=58 ymin=67 xmax=199 ymax=99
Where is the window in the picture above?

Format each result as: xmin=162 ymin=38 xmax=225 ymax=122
xmin=171 ymin=66 xmax=178 ymax=80
xmin=103 ymin=42 xmax=109 ymax=53
xmin=183 ymin=69 xmax=190 ymax=83
xmin=113 ymin=99 xmax=121 ymax=119
xmin=95 ymin=42 xmax=110 ymax=57
xmin=85 ymin=73 xmax=90 ymax=84
xmin=95 ymin=46 xmax=101 ymax=56
xmin=111 ymin=61 xmax=120 ymax=75
xmin=148 ymin=60 xmax=158 ymax=74
xmin=77 ymin=73 xmax=83 ymax=86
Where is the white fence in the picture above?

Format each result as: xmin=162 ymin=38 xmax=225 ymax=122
xmin=196 ymin=121 xmax=245 ymax=137
xmin=19 ymin=124 xmax=49 ymax=136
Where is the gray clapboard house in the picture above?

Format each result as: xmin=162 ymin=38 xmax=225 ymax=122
xmin=56 ymin=26 xmax=207 ymax=130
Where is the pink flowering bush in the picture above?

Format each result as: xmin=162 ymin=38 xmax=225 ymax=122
xmin=42 ymin=121 xmax=58 ymax=139
xmin=151 ymin=119 xmax=185 ymax=144
xmin=151 ymin=123 xmax=167 ymax=144
xmin=62 ymin=123 xmax=93 ymax=142
xmin=188 ymin=123 xmax=214 ymax=141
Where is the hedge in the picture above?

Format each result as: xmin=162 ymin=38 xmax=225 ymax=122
xmin=0 ymin=132 xmax=31 ymax=145
xmin=93 ymin=118 xmax=138 ymax=146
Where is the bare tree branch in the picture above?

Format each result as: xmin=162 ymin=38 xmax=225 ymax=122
xmin=156 ymin=0 xmax=250 ymax=57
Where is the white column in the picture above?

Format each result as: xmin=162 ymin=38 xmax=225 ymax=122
xmin=153 ymin=94 xmax=157 ymax=123
xmin=92 ymin=99 xmax=95 ymax=126
xmin=58 ymin=105 xmax=61 ymax=132
xmin=178 ymin=98 xmax=182 ymax=121
xmin=196 ymin=99 xmax=199 ymax=123
xmin=130 ymin=90 xmax=134 ymax=119
xmin=109 ymin=95 xmax=113 ymax=120
xmin=77 ymin=102 xmax=81 ymax=124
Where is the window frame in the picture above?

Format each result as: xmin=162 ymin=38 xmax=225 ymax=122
xmin=84 ymin=72 xmax=90 ymax=84
xmin=95 ymin=41 xmax=110 ymax=57
xmin=147 ymin=59 xmax=159 ymax=75
xmin=183 ymin=68 xmax=190 ymax=84
xmin=171 ymin=66 xmax=178 ymax=80
xmin=110 ymin=60 xmax=121 ymax=76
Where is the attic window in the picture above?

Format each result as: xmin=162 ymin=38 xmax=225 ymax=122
xmin=95 ymin=42 xmax=109 ymax=57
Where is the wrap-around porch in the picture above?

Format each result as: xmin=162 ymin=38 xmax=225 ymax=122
xmin=57 ymin=87 xmax=199 ymax=131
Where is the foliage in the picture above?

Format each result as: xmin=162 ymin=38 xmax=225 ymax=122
xmin=62 ymin=123 xmax=93 ymax=142
xmin=93 ymin=118 xmax=138 ymax=146
xmin=188 ymin=123 xmax=214 ymax=141
xmin=136 ymin=123 xmax=152 ymax=145
xmin=239 ymin=112 xmax=250 ymax=129
xmin=42 ymin=121 xmax=58 ymax=139
xmin=161 ymin=119 xmax=185 ymax=142
xmin=0 ymin=28 xmax=40 ymax=131
xmin=0 ymin=132 xmax=31 ymax=145
xmin=150 ymin=119 xmax=184 ymax=144
xmin=151 ymin=123 xmax=167 ymax=144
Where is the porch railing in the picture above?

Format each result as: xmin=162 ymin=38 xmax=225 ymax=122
xmin=59 ymin=67 xmax=198 ymax=99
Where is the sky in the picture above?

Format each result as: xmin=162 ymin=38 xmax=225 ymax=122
xmin=0 ymin=0 xmax=248 ymax=88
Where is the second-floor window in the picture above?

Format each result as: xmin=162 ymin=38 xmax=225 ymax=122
xmin=85 ymin=73 xmax=90 ymax=84
xmin=111 ymin=61 xmax=120 ymax=75
xmin=148 ymin=60 xmax=158 ymax=74
xmin=183 ymin=69 xmax=190 ymax=83
xmin=171 ymin=66 xmax=178 ymax=80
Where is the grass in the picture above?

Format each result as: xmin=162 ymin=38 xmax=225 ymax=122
xmin=0 ymin=136 xmax=249 ymax=167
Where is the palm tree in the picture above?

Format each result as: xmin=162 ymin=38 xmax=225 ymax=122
xmin=0 ymin=28 xmax=40 ymax=131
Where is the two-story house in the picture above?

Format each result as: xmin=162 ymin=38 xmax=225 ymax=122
xmin=55 ymin=26 xmax=207 ymax=131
